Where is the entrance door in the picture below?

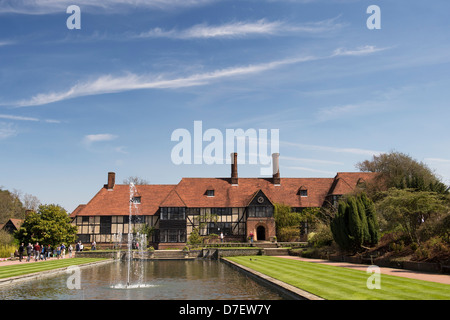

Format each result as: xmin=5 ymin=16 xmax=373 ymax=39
xmin=256 ymin=226 xmax=266 ymax=241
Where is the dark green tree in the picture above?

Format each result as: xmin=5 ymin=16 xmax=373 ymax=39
xmin=15 ymin=204 xmax=77 ymax=246
xmin=330 ymin=193 xmax=379 ymax=251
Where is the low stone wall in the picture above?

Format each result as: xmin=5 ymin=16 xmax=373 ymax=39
xmin=74 ymin=251 xmax=119 ymax=259
xmin=202 ymin=248 xmax=262 ymax=259
xmin=264 ymin=248 xmax=290 ymax=256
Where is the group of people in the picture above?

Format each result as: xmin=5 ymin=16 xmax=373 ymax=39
xmin=17 ymin=242 xmax=74 ymax=262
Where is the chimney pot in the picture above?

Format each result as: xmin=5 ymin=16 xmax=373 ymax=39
xmin=272 ymin=153 xmax=280 ymax=185
xmin=107 ymin=172 xmax=115 ymax=190
xmin=231 ymin=152 xmax=238 ymax=185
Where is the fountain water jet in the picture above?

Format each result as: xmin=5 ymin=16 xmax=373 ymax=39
xmin=126 ymin=182 xmax=138 ymax=287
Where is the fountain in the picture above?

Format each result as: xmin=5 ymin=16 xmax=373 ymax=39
xmin=110 ymin=182 xmax=149 ymax=289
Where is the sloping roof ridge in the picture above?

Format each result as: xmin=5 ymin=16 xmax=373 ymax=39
xmin=160 ymin=188 xmax=187 ymax=207
xmin=246 ymin=189 xmax=273 ymax=206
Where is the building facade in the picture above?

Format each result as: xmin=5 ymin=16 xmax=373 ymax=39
xmin=70 ymin=153 xmax=376 ymax=248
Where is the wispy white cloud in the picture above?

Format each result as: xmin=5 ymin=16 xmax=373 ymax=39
xmin=332 ymin=45 xmax=387 ymax=57
xmin=0 ymin=0 xmax=217 ymax=15
xmin=0 ymin=114 xmax=39 ymax=121
xmin=425 ymin=158 xmax=450 ymax=164
xmin=280 ymin=155 xmax=344 ymax=166
xmin=83 ymin=133 xmax=118 ymax=145
xmin=137 ymin=17 xmax=344 ymax=39
xmin=282 ymin=141 xmax=383 ymax=156
xmin=0 ymin=113 xmax=60 ymax=123
xmin=284 ymin=166 xmax=336 ymax=175
xmin=15 ymin=55 xmax=317 ymax=107
xmin=0 ymin=40 xmax=14 ymax=46
xmin=13 ymin=45 xmax=385 ymax=107
xmin=0 ymin=122 xmax=17 ymax=139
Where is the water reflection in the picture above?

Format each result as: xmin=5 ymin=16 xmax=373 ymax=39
xmin=0 ymin=260 xmax=283 ymax=300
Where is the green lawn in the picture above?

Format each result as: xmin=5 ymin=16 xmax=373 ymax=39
xmin=226 ymin=256 xmax=450 ymax=300
xmin=0 ymin=258 xmax=107 ymax=280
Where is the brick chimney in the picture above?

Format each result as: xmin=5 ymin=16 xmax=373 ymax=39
xmin=231 ymin=152 xmax=238 ymax=185
xmin=272 ymin=153 xmax=280 ymax=185
xmin=106 ymin=172 xmax=115 ymax=190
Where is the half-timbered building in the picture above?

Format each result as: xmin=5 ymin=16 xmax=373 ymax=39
xmin=70 ymin=153 xmax=376 ymax=248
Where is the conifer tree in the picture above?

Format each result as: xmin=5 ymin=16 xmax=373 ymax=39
xmin=330 ymin=192 xmax=379 ymax=252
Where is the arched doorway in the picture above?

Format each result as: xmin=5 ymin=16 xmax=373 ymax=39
xmin=256 ymin=226 xmax=266 ymax=241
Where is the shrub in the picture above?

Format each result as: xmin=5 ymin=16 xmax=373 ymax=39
xmin=187 ymin=227 xmax=202 ymax=245
xmin=308 ymin=223 xmax=333 ymax=248
xmin=0 ymin=244 xmax=16 ymax=258
xmin=277 ymin=226 xmax=300 ymax=242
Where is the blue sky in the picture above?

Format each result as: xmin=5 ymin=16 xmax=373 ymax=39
xmin=1 ymin=0 xmax=450 ymax=212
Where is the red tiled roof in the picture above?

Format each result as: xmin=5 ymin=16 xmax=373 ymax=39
xmin=168 ymin=177 xmax=335 ymax=208
xmin=160 ymin=189 xmax=187 ymax=207
xmin=9 ymin=219 xmax=24 ymax=229
xmin=71 ymin=172 xmax=378 ymax=217
xmin=328 ymin=172 xmax=378 ymax=195
xmin=74 ymin=185 xmax=175 ymax=216
xmin=69 ymin=204 xmax=86 ymax=218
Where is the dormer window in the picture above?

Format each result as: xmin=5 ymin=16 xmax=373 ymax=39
xmin=206 ymin=190 xmax=215 ymax=197
xmin=297 ymin=186 xmax=308 ymax=197
xmin=131 ymin=196 xmax=141 ymax=204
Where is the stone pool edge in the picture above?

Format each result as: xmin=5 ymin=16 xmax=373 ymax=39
xmin=221 ymin=257 xmax=324 ymax=301
xmin=0 ymin=259 xmax=114 ymax=287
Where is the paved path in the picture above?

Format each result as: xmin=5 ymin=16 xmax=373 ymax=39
xmin=0 ymin=255 xmax=76 ymax=267
xmin=276 ymin=256 xmax=450 ymax=285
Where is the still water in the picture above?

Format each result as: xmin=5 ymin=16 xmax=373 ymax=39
xmin=0 ymin=260 xmax=284 ymax=300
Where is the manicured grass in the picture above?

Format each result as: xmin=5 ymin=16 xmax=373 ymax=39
xmin=0 ymin=258 xmax=107 ymax=280
xmin=226 ymin=256 xmax=450 ymax=300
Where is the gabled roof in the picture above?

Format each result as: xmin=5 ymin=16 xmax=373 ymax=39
xmin=171 ymin=177 xmax=335 ymax=208
xmin=69 ymin=204 xmax=86 ymax=218
xmin=72 ymin=184 xmax=176 ymax=216
xmin=70 ymin=172 xmax=379 ymax=217
xmin=160 ymin=189 xmax=187 ymax=207
xmin=328 ymin=172 xmax=378 ymax=195
xmin=1 ymin=219 xmax=24 ymax=231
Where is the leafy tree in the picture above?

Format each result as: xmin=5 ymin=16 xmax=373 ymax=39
xmin=375 ymin=188 xmax=448 ymax=244
xmin=274 ymin=204 xmax=320 ymax=241
xmin=330 ymin=193 xmax=379 ymax=252
xmin=273 ymin=203 xmax=303 ymax=230
xmin=15 ymin=204 xmax=77 ymax=246
xmin=0 ymin=188 xmax=25 ymax=223
xmin=357 ymin=151 xmax=449 ymax=194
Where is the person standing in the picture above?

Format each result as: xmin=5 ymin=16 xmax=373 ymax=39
xmin=68 ymin=244 xmax=73 ymax=258
xmin=42 ymin=245 xmax=47 ymax=261
xmin=220 ymin=232 xmax=224 ymax=243
xmin=18 ymin=243 xmax=24 ymax=262
xmin=33 ymin=242 xmax=41 ymax=262
xmin=61 ymin=243 xmax=66 ymax=258
xmin=26 ymin=243 xmax=32 ymax=262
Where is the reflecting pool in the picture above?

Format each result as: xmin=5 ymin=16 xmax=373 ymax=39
xmin=0 ymin=260 xmax=284 ymax=300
